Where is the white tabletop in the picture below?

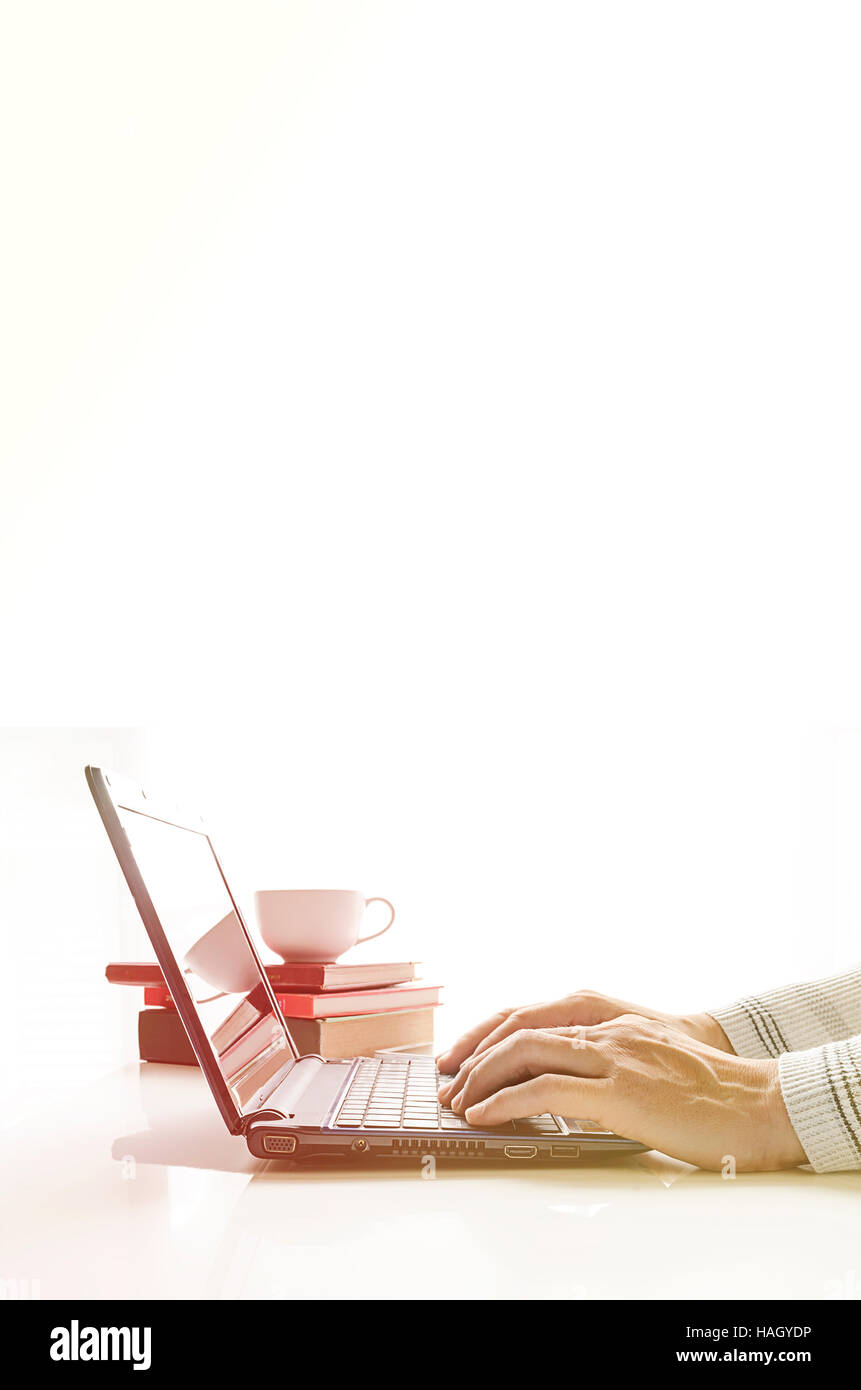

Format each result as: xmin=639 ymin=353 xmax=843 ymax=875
xmin=2 ymin=1063 xmax=858 ymax=1300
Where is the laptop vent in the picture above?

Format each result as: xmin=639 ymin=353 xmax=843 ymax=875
xmin=262 ymin=1134 xmax=297 ymax=1154
xmin=392 ymin=1138 xmax=486 ymax=1156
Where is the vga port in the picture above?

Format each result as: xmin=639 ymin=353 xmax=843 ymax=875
xmin=262 ymin=1134 xmax=297 ymax=1154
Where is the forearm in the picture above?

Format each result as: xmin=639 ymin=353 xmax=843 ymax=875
xmin=707 ymin=964 xmax=861 ymax=1059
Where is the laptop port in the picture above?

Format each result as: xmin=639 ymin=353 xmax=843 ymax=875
xmin=503 ymin=1144 xmax=538 ymax=1158
xmin=262 ymin=1134 xmax=297 ymax=1155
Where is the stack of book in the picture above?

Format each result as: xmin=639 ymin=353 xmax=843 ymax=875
xmin=106 ymin=960 xmax=441 ymax=1062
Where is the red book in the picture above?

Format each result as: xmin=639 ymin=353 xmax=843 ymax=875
xmin=108 ymin=959 xmax=419 ymax=992
xmin=143 ymin=981 xmax=442 ymax=1018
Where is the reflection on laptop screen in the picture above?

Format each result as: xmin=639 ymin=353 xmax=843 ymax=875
xmin=117 ymin=806 xmax=293 ymax=1110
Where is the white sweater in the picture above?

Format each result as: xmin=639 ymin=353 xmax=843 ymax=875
xmin=710 ymin=966 xmax=861 ymax=1172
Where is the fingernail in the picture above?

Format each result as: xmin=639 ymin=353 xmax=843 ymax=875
xmin=465 ymin=1103 xmax=485 ymax=1121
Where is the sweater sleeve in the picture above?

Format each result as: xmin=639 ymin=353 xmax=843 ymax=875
xmin=708 ymin=965 xmax=861 ymax=1172
xmin=708 ymin=964 xmax=861 ymax=1059
xmin=777 ymin=1037 xmax=861 ymax=1171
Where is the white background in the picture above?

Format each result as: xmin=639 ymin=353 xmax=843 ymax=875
xmin=2 ymin=2 xmax=861 ymax=1122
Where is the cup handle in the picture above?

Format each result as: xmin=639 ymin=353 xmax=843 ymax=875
xmin=357 ymin=896 xmax=396 ymax=945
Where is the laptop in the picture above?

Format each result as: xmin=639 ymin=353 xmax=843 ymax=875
xmin=87 ymin=765 xmax=643 ymax=1163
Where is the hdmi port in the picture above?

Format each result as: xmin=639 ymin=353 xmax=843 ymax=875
xmin=504 ymin=1144 xmax=538 ymax=1158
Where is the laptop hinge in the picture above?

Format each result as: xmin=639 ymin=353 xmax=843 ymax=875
xmin=233 ymin=1056 xmax=298 ymax=1134
xmin=235 ymin=1107 xmax=285 ymax=1136
xmin=235 ymin=1053 xmax=329 ymax=1134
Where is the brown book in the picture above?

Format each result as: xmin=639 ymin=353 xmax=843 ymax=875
xmin=138 ymin=1007 xmax=198 ymax=1065
xmin=289 ymin=1008 xmax=435 ymax=1057
xmin=138 ymin=1005 xmax=435 ymax=1065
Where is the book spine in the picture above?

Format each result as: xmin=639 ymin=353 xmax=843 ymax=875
xmin=136 ymin=1007 xmax=435 ymax=1064
xmin=138 ymin=1009 xmax=198 ymax=1065
xmin=144 ymin=986 xmax=173 ymax=1007
xmin=141 ymin=986 xmax=440 ymax=1015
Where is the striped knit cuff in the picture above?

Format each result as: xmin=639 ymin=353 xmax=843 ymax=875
xmin=709 ymin=966 xmax=861 ymax=1059
xmin=779 ymin=1037 xmax=861 ymax=1172
xmin=707 ymin=1001 xmax=787 ymax=1059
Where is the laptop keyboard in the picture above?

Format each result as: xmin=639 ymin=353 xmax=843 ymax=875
xmin=332 ymin=1055 xmax=587 ymax=1135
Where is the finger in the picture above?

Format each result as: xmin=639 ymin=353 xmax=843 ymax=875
xmin=440 ymin=1036 xmax=498 ymax=1105
xmin=444 ymin=1024 xmax=583 ymax=1110
xmin=437 ymin=1000 xmax=572 ymax=1085
xmin=442 ymin=1024 xmax=525 ymax=1108
xmin=453 ymin=1030 xmax=608 ymax=1113
xmin=459 ymin=1002 xmax=572 ymax=1065
xmin=436 ymin=1009 xmax=515 ymax=1079
xmin=441 ymin=1002 xmax=612 ymax=1100
xmin=465 ymin=1074 xmax=615 ymax=1128
xmin=546 ymin=1025 xmax=597 ymax=1044
xmin=437 ymin=1004 xmax=601 ymax=1101
xmin=442 ymin=1019 xmax=599 ymax=1107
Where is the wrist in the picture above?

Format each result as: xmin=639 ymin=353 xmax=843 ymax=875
xmin=762 ymin=1061 xmax=807 ymax=1169
xmin=680 ymin=1010 xmax=735 ymax=1053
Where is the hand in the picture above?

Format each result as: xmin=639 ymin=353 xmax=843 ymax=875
xmin=437 ymin=989 xmax=732 ymax=1086
xmin=440 ymin=1013 xmax=805 ymax=1171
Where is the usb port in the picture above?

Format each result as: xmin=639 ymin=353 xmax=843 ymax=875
xmin=503 ymin=1144 xmax=538 ymax=1158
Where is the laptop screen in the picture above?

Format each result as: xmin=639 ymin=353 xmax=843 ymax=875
xmin=116 ymin=803 xmax=295 ymax=1111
